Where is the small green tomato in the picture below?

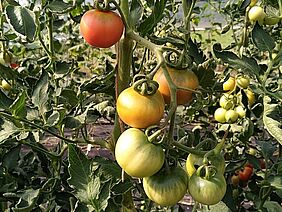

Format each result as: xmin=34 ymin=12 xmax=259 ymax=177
xmin=236 ymin=75 xmax=250 ymax=89
xmin=225 ymin=110 xmax=238 ymax=123
xmin=219 ymin=94 xmax=235 ymax=110
xmin=235 ymin=105 xmax=246 ymax=118
xmin=214 ymin=108 xmax=227 ymax=123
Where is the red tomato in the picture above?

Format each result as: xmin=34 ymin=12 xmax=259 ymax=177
xmin=239 ymin=166 xmax=253 ymax=182
xmin=80 ymin=9 xmax=124 ymax=48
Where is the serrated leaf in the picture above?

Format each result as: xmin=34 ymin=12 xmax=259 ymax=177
xmin=268 ymin=176 xmax=282 ymax=190
xmin=263 ymin=201 xmax=282 ymax=212
xmin=68 ymin=144 xmax=110 ymax=211
xmin=202 ymin=201 xmax=231 ymax=212
xmin=0 ymin=118 xmax=20 ymax=143
xmin=5 ymin=5 xmax=37 ymax=42
xmin=256 ymin=140 xmax=276 ymax=160
xmin=32 ymin=71 xmax=49 ymax=116
xmin=213 ymin=43 xmax=260 ymax=77
xmin=10 ymin=91 xmax=27 ymax=118
xmin=252 ymin=23 xmax=275 ymax=52
xmin=46 ymin=0 xmax=73 ymax=13
xmin=54 ymin=61 xmax=72 ymax=79
xmin=263 ymin=96 xmax=282 ymax=145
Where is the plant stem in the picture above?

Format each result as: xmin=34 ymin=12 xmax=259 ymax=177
xmin=171 ymin=140 xmax=207 ymax=155
xmin=47 ymin=11 xmax=55 ymax=73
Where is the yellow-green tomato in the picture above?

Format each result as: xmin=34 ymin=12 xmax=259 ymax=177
xmin=248 ymin=6 xmax=266 ymax=25
xmin=219 ymin=94 xmax=235 ymax=110
xmin=246 ymin=89 xmax=255 ymax=106
xmin=264 ymin=16 xmax=280 ymax=25
xmin=214 ymin=107 xmax=227 ymax=123
xmin=186 ymin=153 xmax=225 ymax=177
xmin=225 ymin=110 xmax=239 ymax=123
xmin=115 ymin=128 xmax=165 ymax=178
xmin=143 ymin=166 xmax=188 ymax=206
xmin=236 ymin=75 xmax=250 ymax=89
xmin=235 ymin=105 xmax=246 ymax=118
xmin=223 ymin=77 xmax=235 ymax=92
xmin=1 ymin=79 xmax=11 ymax=91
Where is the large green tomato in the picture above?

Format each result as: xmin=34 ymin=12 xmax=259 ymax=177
xmin=115 ymin=128 xmax=165 ymax=178
xmin=236 ymin=75 xmax=250 ymax=89
xmin=143 ymin=166 xmax=188 ymax=206
xmin=188 ymin=166 xmax=227 ymax=205
xmin=186 ymin=153 xmax=225 ymax=177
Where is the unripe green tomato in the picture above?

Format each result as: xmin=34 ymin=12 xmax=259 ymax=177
xmin=0 ymin=52 xmax=12 ymax=65
xmin=219 ymin=94 xmax=235 ymax=110
xmin=249 ymin=0 xmax=258 ymax=7
xmin=235 ymin=105 xmax=246 ymax=118
xmin=246 ymin=89 xmax=255 ymax=106
xmin=248 ymin=6 xmax=266 ymax=25
xmin=225 ymin=110 xmax=238 ymax=123
xmin=1 ymin=79 xmax=11 ymax=91
xmin=264 ymin=16 xmax=280 ymax=25
xmin=236 ymin=76 xmax=250 ymax=89
xmin=214 ymin=107 xmax=227 ymax=123
xmin=223 ymin=77 xmax=235 ymax=92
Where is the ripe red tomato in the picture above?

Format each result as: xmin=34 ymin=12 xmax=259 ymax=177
xmin=116 ymin=86 xmax=165 ymax=129
xmin=80 ymin=9 xmax=124 ymax=48
xmin=153 ymin=66 xmax=199 ymax=105
xmin=239 ymin=166 xmax=253 ymax=182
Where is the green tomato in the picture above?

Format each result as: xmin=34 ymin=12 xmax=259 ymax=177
xmin=214 ymin=107 xmax=227 ymax=123
xmin=1 ymin=79 xmax=11 ymax=91
xmin=186 ymin=153 xmax=225 ymax=177
xmin=188 ymin=166 xmax=227 ymax=205
xmin=236 ymin=75 xmax=250 ymax=89
xmin=225 ymin=110 xmax=238 ymax=123
xmin=143 ymin=166 xmax=188 ymax=206
xmin=248 ymin=6 xmax=266 ymax=25
xmin=115 ymin=128 xmax=165 ymax=178
xmin=235 ymin=105 xmax=246 ymax=118
xmin=219 ymin=94 xmax=235 ymax=110
xmin=264 ymin=16 xmax=280 ymax=25
xmin=223 ymin=77 xmax=235 ymax=92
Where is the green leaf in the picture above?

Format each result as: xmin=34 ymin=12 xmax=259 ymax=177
xmin=0 ymin=89 xmax=13 ymax=110
xmin=268 ymin=175 xmax=282 ymax=190
xmin=46 ymin=0 xmax=73 ymax=13
xmin=5 ymin=5 xmax=37 ymax=42
xmin=251 ymin=23 xmax=275 ymax=52
xmin=46 ymin=110 xmax=60 ymax=127
xmin=0 ymin=63 xmax=19 ymax=79
xmin=213 ymin=43 xmax=260 ymax=77
xmin=256 ymin=140 xmax=276 ymax=160
xmin=129 ymin=0 xmax=143 ymax=29
xmin=2 ymin=145 xmax=20 ymax=171
xmin=54 ymin=61 xmax=72 ymax=79
xmin=67 ymin=144 xmax=110 ymax=211
xmin=263 ymin=201 xmax=282 ymax=212
xmin=10 ymin=91 xmax=27 ymax=118
xmin=0 ymin=118 xmax=20 ymax=143
xmin=263 ymin=96 xmax=282 ymax=145
xmin=238 ymin=118 xmax=254 ymax=142
xmin=12 ymin=189 xmax=40 ymax=211
xmin=202 ymin=201 xmax=231 ymax=212
xmin=32 ymin=71 xmax=49 ymax=116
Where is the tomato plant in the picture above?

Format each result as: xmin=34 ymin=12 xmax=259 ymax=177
xmin=115 ymin=128 xmax=165 ymax=178
xmin=153 ymin=66 xmax=199 ymax=105
xmin=80 ymin=9 xmax=124 ymax=48
xmin=143 ymin=166 xmax=188 ymax=206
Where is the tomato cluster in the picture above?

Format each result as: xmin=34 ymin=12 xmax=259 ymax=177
xmin=214 ymin=74 xmax=255 ymax=124
xmin=231 ymin=163 xmax=254 ymax=188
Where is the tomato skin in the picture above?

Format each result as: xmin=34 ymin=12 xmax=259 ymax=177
xmin=236 ymin=76 xmax=250 ymax=89
xmin=186 ymin=153 xmax=225 ymax=177
xmin=246 ymin=89 xmax=255 ymax=106
xmin=188 ymin=170 xmax=227 ymax=205
xmin=80 ymin=9 xmax=124 ymax=48
xmin=1 ymin=79 xmax=11 ymax=91
xmin=143 ymin=166 xmax=188 ymax=206
xmin=153 ymin=67 xmax=199 ymax=105
xmin=239 ymin=166 xmax=253 ymax=182
xmin=231 ymin=175 xmax=240 ymax=187
xmin=235 ymin=105 xmax=246 ymax=118
xmin=214 ymin=107 xmax=227 ymax=123
xmin=225 ymin=109 xmax=238 ymax=123
xmin=116 ymin=86 xmax=165 ymax=128
xmin=248 ymin=6 xmax=266 ymax=25
xmin=115 ymin=128 xmax=165 ymax=178
xmin=219 ymin=94 xmax=235 ymax=110
xmin=223 ymin=77 xmax=235 ymax=92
